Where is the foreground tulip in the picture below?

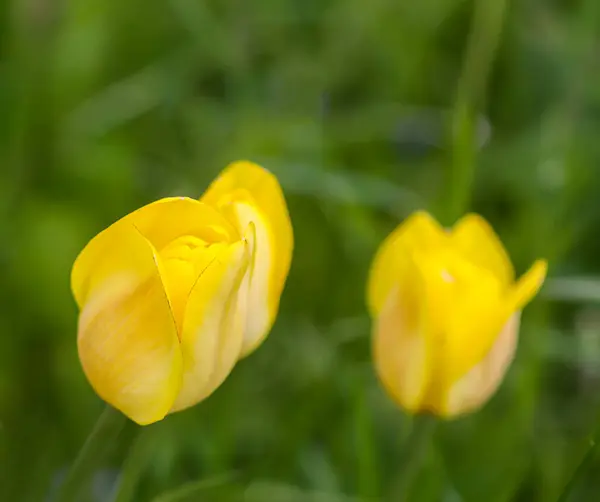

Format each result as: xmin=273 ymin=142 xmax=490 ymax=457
xmin=71 ymin=161 xmax=293 ymax=425
xmin=367 ymin=211 xmax=547 ymax=418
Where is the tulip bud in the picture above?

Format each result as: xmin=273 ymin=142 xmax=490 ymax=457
xmin=72 ymin=162 xmax=293 ymax=425
xmin=367 ymin=212 xmax=546 ymax=417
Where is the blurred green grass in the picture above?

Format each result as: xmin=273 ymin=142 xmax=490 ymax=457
xmin=2 ymin=0 xmax=600 ymax=501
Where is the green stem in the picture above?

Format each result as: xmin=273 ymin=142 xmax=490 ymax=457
xmin=556 ymin=423 xmax=600 ymax=502
xmin=390 ymin=414 xmax=437 ymax=502
xmin=55 ymin=405 xmax=127 ymax=502
xmin=445 ymin=0 xmax=508 ymax=223
xmin=354 ymin=380 xmax=379 ymax=499
xmin=111 ymin=428 xmax=153 ymax=502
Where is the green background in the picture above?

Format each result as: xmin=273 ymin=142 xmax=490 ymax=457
xmin=2 ymin=0 xmax=600 ymax=500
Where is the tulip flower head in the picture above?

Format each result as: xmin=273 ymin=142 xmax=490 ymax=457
xmin=367 ymin=212 xmax=546 ymax=418
xmin=72 ymin=161 xmax=293 ymax=425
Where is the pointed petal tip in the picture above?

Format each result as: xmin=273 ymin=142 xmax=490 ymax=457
xmin=512 ymin=258 xmax=548 ymax=310
xmin=524 ymin=258 xmax=548 ymax=290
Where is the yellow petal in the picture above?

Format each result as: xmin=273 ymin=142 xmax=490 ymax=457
xmin=416 ymin=250 xmax=512 ymax=400
xmin=125 ymin=197 xmax=238 ymax=251
xmin=230 ymin=202 xmax=275 ymax=356
xmin=201 ymin=161 xmax=293 ymax=356
xmin=170 ymin=238 xmax=250 ymax=412
xmin=372 ymin=255 xmax=431 ymax=413
xmin=159 ymin=235 xmax=210 ymax=337
xmin=439 ymin=261 xmax=546 ymax=417
xmin=442 ymin=313 xmax=520 ymax=417
xmin=510 ymin=259 xmax=548 ymax=310
xmin=451 ymin=213 xmax=514 ymax=286
xmin=367 ymin=211 xmax=446 ymax=316
xmin=73 ymin=220 xmax=182 ymax=425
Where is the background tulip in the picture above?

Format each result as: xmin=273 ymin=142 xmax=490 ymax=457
xmin=71 ymin=162 xmax=293 ymax=425
xmin=368 ymin=211 xmax=547 ymax=417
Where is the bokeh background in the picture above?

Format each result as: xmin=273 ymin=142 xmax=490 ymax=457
xmin=2 ymin=0 xmax=600 ymax=501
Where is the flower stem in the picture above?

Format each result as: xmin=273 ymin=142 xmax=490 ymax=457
xmin=55 ymin=405 xmax=127 ymax=502
xmin=111 ymin=428 xmax=154 ymax=502
xmin=389 ymin=414 xmax=437 ymax=502
xmin=354 ymin=380 xmax=379 ymax=499
xmin=445 ymin=0 xmax=508 ymax=223
xmin=556 ymin=422 xmax=600 ymax=502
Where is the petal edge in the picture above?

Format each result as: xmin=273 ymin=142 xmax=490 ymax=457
xmin=75 ymin=221 xmax=182 ymax=425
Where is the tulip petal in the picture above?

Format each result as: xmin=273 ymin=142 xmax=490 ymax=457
xmin=409 ymin=248 xmax=508 ymax=410
xmin=170 ymin=238 xmax=251 ymax=412
xmin=442 ymin=260 xmax=546 ymax=416
xmin=443 ymin=272 xmax=506 ymax=386
xmin=442 ymin=313 xmax=520 ymax=416
xmin=201 ymin=161 xmax=293 ymax=355
xmin=367 ymin=211 xmax=446 ymax=316
xmin=229 ymin=202 xmax=274 ymax=356
xmin=73 ymin=221 xmax=182 ymax=425
xmin=125 ymin=197 xmax=238 ymax=251
xmin=511 ymin=259 xmax=548 ymax=310
xmin=373 ymin=256 xmax=431 ymax=413
xmin=451 ymin=214 xmax=514 ymax=286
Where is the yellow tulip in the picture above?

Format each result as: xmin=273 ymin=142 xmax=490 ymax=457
xmin=367 ymin=211 xmax=547 ymax=418
xmin=71 ymin=161 xmax=293 ymax=425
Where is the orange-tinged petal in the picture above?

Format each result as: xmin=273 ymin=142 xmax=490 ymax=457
xmin=201 ymin=161 xmax=293 ymax=355
xmin=451 ymin=213 xmax=514 ymax=286
xmin=372 ymin=255 xmax=431 ymax=413
xmin=170 ymin=238 xmax=251 ymax=412
xmin=442 ymin=313 xmax=520 ymax=416
xmin=367 ymin=211 xmax=446 ymax=316
xmin=125 ymin=197 xmax=238 ymax=251
xmin=73 ymin=221 xmax=182 ymax=425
